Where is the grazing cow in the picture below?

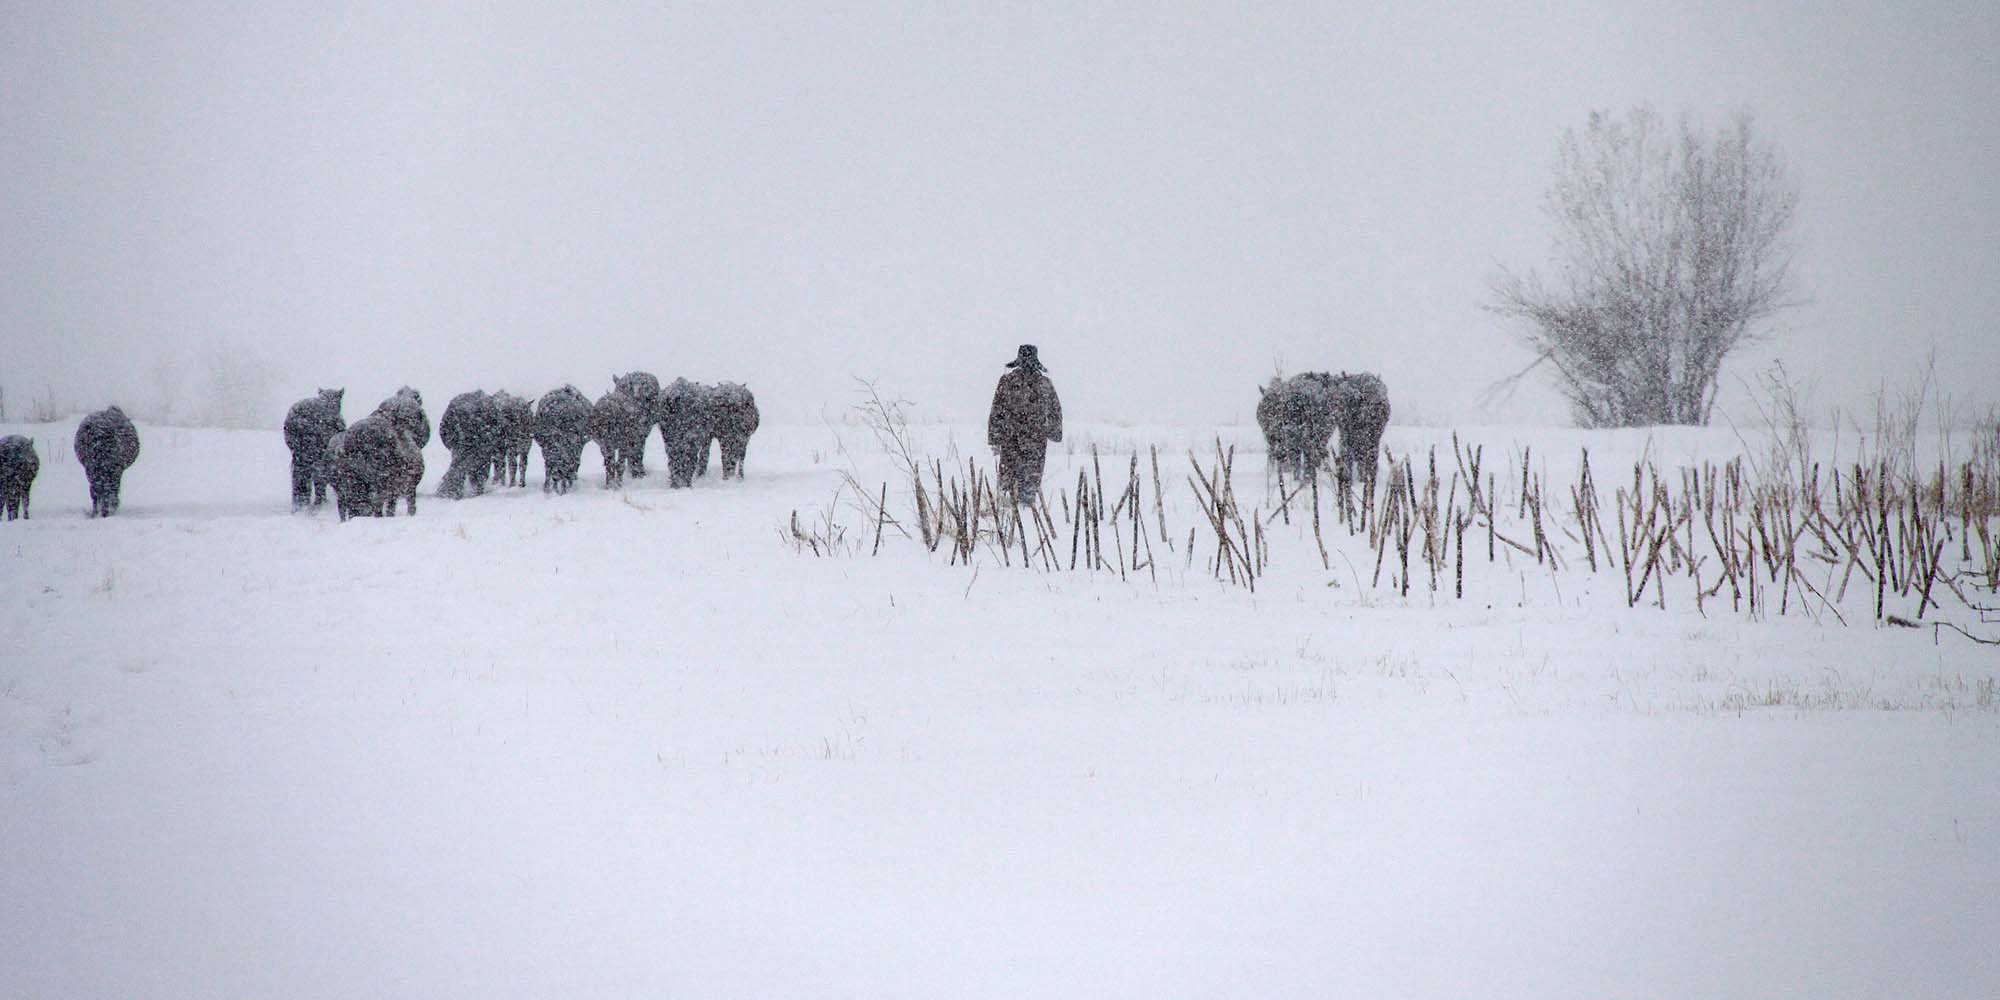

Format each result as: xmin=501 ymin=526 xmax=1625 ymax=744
xmin=438 ymin=390 xmax=504 ymax=499
xmin=614 ymin=372 xmax=661 ymax=477
xmin=708 ymin=382 xmax=760 ymax=480
xmin=1329 ymin=371 xmax=1391 ymax=493
xmin=987 ymin=345 xmax=1063 ymax=504
xmin=655 ymin=378 xmax=713 ymax=488
xmin=0 ymin=435 xmax=38 ymax=520
xmin=1255 ymin=372 xmax=1338 ymax=482
xmin=534 ymin=386 xmax=592 ymax=494
xmin=490 ymin=391 xmax=534 ymax=487
xmin=374 ymin=387 xmax=431 ymax=449
xmin=328 ymin=414 xmax=402 ymax=520
xmin=73 ymin=406 xmax=141 ymax=517
xmin=589 ymin=389 xmax=648 ymax=489
xmin=283 ymin=388 xmax=346 ymax=510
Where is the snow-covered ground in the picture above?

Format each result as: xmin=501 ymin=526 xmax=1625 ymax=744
xmin=2 ymin=417 xmax=1994 ymax=999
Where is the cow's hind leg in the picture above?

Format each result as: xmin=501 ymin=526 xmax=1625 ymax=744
xmin=292 ymin=454 xmax=312 ymax=509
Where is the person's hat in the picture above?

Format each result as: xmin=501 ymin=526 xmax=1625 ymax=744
xmin=1005 ymin=344 xmax=1045 ymax=371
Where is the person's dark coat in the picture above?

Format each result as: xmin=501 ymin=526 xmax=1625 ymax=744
xmin=73 ymin=406 xmax=140 ymax=517
xmin=439 ymin=390 xmax=504 ymax=499
xmin=1329 ymin=372 xmax=1391 ymax=491
xmin=987 ymin=364 xmax=1063 ymax=503
xmin=614 ymin=372 xmax=662 ymax=477
xmin=655 ymin=378 xmax=713 ymax=488
xmin=589 ymin=390 xmax=648 ymax=489
xmin=534 ymin=385 xmax=592 ymax=494
xmin=708 ymin=382 xmax=760 ymax=480
xmin=490 ymin=391 xmax=534 ymax=488
xmin=0 ymin=435 xmax=38 ymax=520
xmin=283 ymin=388 xmax=346 ymax=509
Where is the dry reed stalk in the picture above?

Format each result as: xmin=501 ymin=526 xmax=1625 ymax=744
xmin=1015 ymin=502 xmax=1031 ymax=569
xmin=1739 ymin=524 xmax=1755 ymax=616
xmin=1916 ymin=537 xmax=1944 ymax=618
xmin=1618 ymin=497 xmax=1635 ymax=607
xmin=1962 ymin=464 xmax=1975 ymax=562
xmin=1188 ymin=458 xmax=1254 ymax=590
xmin=1311 ymin=474 xmax=1329 ymax=570
xmin=1573 ymin=449 xmax=1598 ymax=572
xmin=1875 ymin=472 xmax=1889 ymax=620
xmin=1373 ymin=474 xmax=1398 ymax=589
xmin=873 ymin=482 xmax=888 ymax=556
xmin=1137 ymin=506 xmax=1158 ymax=583
xmin=1518 ymin=447 xmax=1531 ymax=518
xmin=1528 ymin=478 xmax=1547 ymax=566
xmin=1128 ymin=462 xmax=1144 ymax=573
xmin=1703 ymin=488 xmax=1742 ymax=610
xmin=913 ymin=468 xmax=935 ymax=550
xmin=1036 ymin=495 xmax=1061 ymax=571
xmin=1455 ymin=510 xmax=1466 ymax=599
xmin=1486 ymin=471 xmax=1496 ymax=563
xmin=1111 ymin=484 xmax=1129 ymax=582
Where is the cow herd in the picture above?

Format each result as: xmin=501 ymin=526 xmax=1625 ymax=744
xmin=292 ymin=373 xmax=764 ymax=520
xmin=0 ymin=366 xmax=1390 ymax=522
xmin=1255 ymin=371 xmax=1392 ymax=491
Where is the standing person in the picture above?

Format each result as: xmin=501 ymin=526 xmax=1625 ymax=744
xmin=986 ymin=344 xmax=1063 ymax=504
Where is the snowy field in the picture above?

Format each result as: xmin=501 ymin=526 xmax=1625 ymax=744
xmin=2 ymin=416 xmax=1995 ymax=999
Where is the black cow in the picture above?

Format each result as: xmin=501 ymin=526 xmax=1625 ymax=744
xmin=0 ymin=435 xmax=38 ymax=520
xmin=534 ymin=386 xmax=592 ymax=494
xmin=283 ymin=388 xmax=346 ymax=510
xmin=708 ymin=382 xmax=760 ymax=480
xmin=328 ymin=414 xmax=402 ymax=520
xmin=655 ymin=378 xmax=713 ymax=488
xmin=1255 ymin=372 xmax=1338 ymax=482
xmin=1329 ymin=372 xmax=1391 ymax=494
xmin=491 ymin=391 xmax=534 ymax=488
xmin=73 ymin=407 xmax=140 ymax=517
xmin=589 ymin=389 xmax=648 ymax=489
xmin=439 ymin=390 xmax=504 ymax=499
xmin=614 ymin=372 xmax=661 ymax=477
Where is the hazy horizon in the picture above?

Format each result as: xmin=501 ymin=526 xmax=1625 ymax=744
xmin=4 ymin=2 xmax=1996 ymax=429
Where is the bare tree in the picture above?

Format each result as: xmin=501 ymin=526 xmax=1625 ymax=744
xmin=1487 ymin=106 xmax=1801 ymax=427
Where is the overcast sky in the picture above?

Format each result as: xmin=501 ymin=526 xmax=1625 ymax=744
xmin=3 ymin=1 xmax=1996 ymax=427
